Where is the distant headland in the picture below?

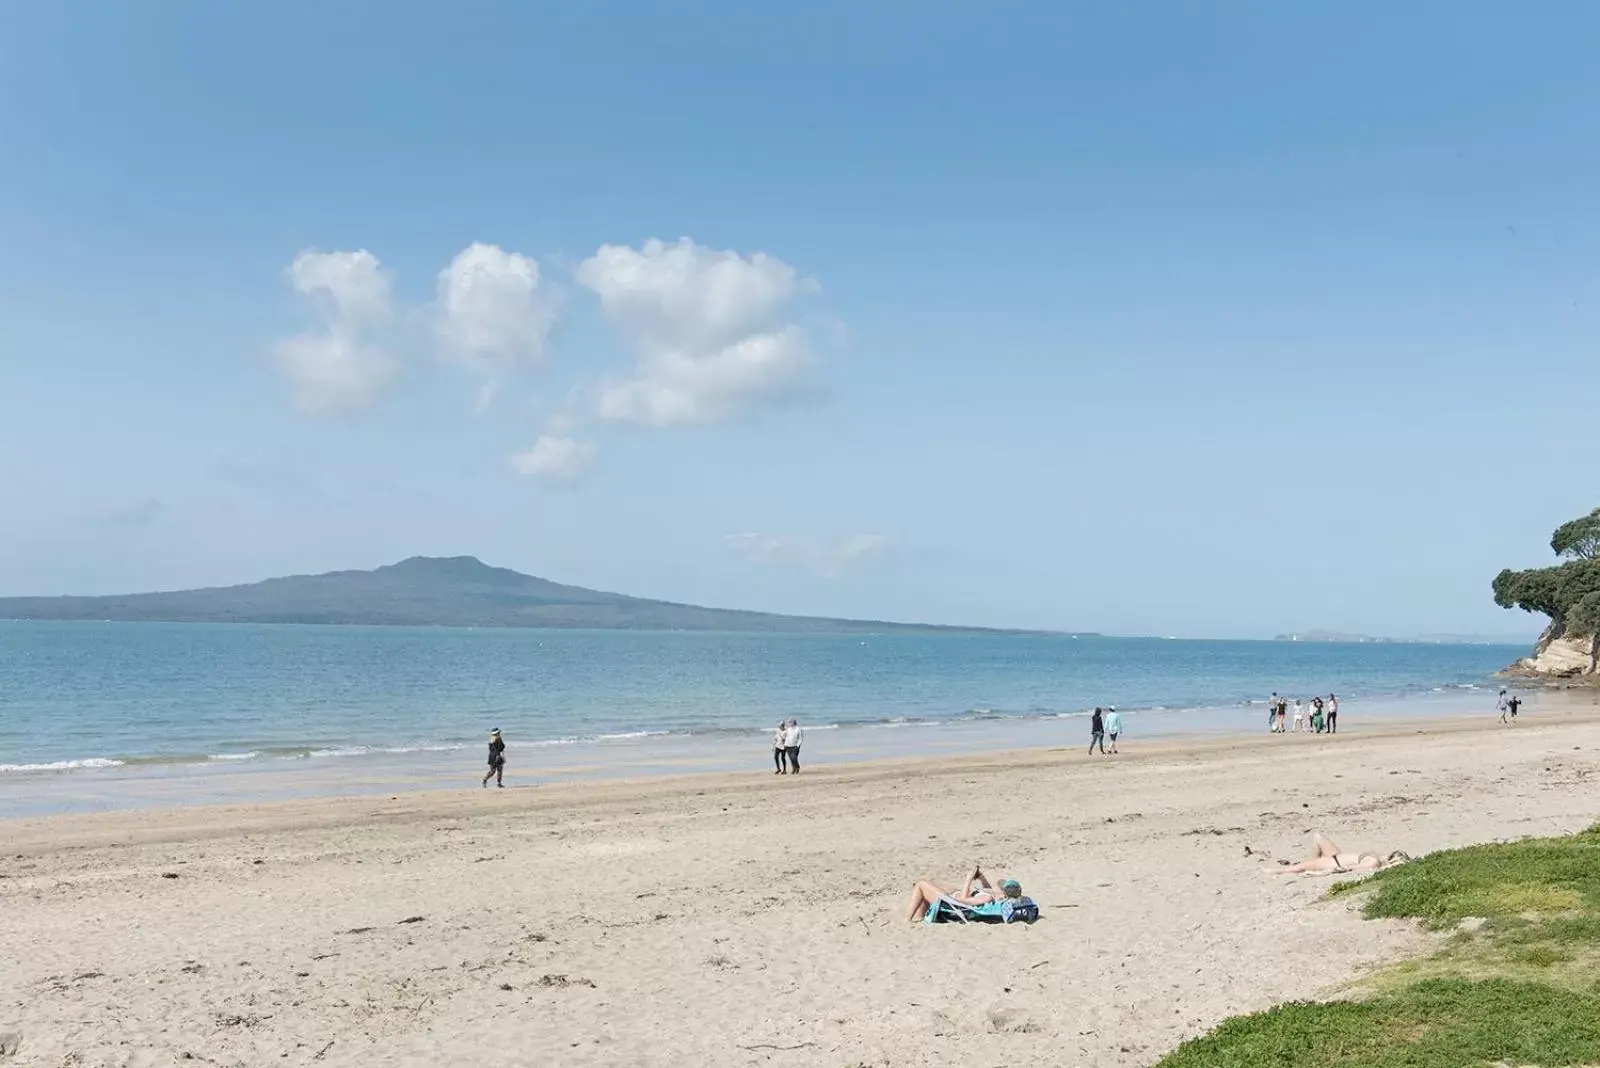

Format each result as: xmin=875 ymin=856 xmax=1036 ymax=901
xmin=1272 ymin=630 xmax=1533 ymax=645
xmin=0 ymin=556 xmax=1081 ymax=635
xmin=1493 ymin=505 xmax=1600 ymax=680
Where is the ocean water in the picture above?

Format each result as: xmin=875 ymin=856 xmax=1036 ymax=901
xmin=0 ymin=621 xmax=1524 ymax=783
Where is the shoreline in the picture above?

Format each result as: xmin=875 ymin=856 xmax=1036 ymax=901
xmin=5 ymin=687 xmax=1589 ymax=821
xmin=0 ymin=678 xmax=1523 ymax=773
xmin=8 ymin=693 xmax=1599 ymax=845
xmin=1 ymin=622 xmax=1531 ymax=796
xmin=5 ymin=702 xmax=1598 ymax=1066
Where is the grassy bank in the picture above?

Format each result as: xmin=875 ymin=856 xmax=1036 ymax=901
xmin=1156 ymin=824 xmax=1600 ymax=1068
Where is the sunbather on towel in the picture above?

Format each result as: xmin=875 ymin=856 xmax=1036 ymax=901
xmin=904 ymin=866 xmax=1023 ymax=922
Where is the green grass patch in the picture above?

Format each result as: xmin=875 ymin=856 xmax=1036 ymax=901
xmin=1369 ymin=924 xmax=1600 ymax=998
xmin=1514 ymin=944 xmax=1574 ymax=967
xmin=1156 ymin=978 xmax=1600 ymax=1068
xmin=1158 ymin=825 xmax=1600 ymax=1066
xmin=1328 ymin=824 xmax=1600 ymax=929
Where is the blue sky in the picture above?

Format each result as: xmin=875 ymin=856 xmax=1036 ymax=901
xmin=1 ymin=3 xmax=1596 ymax=638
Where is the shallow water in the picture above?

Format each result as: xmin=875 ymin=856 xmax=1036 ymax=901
xmin=0 ymin=620 xmax=1530 ymax=815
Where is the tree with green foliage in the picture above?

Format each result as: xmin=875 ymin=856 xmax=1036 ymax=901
xmin=1571 ymin=591 xmax=1600 ymax=640
xmin=1551 ymin=507 xmax=1600 ymax=561
xmin=1493 ymin=507 xmax=1600 ymax=676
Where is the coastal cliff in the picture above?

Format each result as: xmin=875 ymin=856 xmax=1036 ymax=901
xmin=1503 ymin=623 xmax=1600 ymax=680
xmin=1492 ymin=506 xmax=1600 ymax=681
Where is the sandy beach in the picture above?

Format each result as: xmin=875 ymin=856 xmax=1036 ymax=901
xmin=4 ymin=699 xmax=1599 ymax=1068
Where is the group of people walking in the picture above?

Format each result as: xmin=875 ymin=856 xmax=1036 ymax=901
xmin=1266 ymin=692 xmax=1339 ymax=734
xmin=1088 ymin=706 xmax=1123 ymax=754
xmin=1496 ymin=687 xmax=1523 ymax=725
xmin=772 ymin=718 xmax=804 ymax=774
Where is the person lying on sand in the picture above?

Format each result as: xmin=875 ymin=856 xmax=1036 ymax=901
xmin=904 ymin=866 xmax=1022 ymax=922
xmin=1274 ymin=832 xmax=1409 ymax=875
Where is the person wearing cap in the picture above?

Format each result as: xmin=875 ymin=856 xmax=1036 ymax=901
xmin=1103 ymin=706 xmax=1122 ymax=753
xmin=482 ymin=728 xmax=506 ymax=788
xmin=904 ymin=866 xmax=1025 ymax=922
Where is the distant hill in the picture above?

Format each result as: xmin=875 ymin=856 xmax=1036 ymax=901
xmin=0 ymin=556 xmax=1054 ymax=634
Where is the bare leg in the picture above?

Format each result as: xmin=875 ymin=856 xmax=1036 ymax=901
xmin=905 ymin=880 xmax=955 ymax=922
xmin=1312 ymin=833 xmax=1340 ymax=859
xmin=904 ymin=885 xmax=926 ymax=922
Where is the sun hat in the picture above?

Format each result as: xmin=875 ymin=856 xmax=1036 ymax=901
xmin=999 ymin=878 xmax=1022 ymax=895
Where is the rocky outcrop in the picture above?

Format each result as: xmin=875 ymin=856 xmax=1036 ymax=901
xmin=1503 ymin=621 xmax=1600 ymax=680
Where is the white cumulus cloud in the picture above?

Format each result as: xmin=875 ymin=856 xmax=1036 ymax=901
xmin=274 ymin=250 xmax=396 ymax=415
xmin=435 ymin=243 xmax=558 ymax=376
xmin=577 ymin=238 xmax=818 ymax=427
xmin=509 ymin=435 xmax=598 ymax=482
xmin=722 ymin=533 xmax=888 ymax=578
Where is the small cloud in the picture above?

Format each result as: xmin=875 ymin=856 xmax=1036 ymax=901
xmin=722 ymin=533 xmax=888 ymax=578
xmin=509 ymin=436 xmax=598 ymax=482
xmin=273 ymin=249 xmax=397 ymax=415
xmin=576 ymin=238 xmax=820 ymax=427
xmin=435 ymin=243 xmax=559 ymax=390
xmin=274 ymin=331 xmax=396 ymax=417
xmin=595 ymin=327 xmax=810 ymax=427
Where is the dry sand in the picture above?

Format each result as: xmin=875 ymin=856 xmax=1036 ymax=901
xmin=4 ymin=704 xmax=1600 ymax=1068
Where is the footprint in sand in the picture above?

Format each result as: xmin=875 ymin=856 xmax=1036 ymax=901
xmin=0 ymin=1032 xmax=20 ymax=1061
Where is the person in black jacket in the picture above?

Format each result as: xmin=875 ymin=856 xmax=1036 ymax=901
xmin=1088 ymin=707 xmax=1107 ymax=755
xmin=483 ymin=728 xmax=506 ymax=788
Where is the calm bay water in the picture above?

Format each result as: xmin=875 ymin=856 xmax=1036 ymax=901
xmin=1 ymin=620 xmax=1523 ymax=777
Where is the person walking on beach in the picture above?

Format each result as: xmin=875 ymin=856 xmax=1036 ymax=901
xmin=774 ymin=722 xmax=793 ymax=770
xmin=1292 ymin=699 xmax=1305 ymax=733
xmin=482 ymin=728 xmax=506 ymax=788
xmin=783 ymin=718 xmax=803 ymax=774
xmin=1088 ymin=707 xmax=1107 ymax=754
xmin=1326 ymin=693 xmax=1338 ymax=734
xmin=1497 ymin=687 xmax=1511 ymax=724
xmin=1103 ymin=706 xmax=1122 ymax=753
xmin=1275 ymin=700 xmax=1288 ymax=734
xmin=1268 ymin=693 xmax=1280 ymax=733
xmin=1508 ymin=694 xmax=1522 ymax=724
xmin=1310 ymin=700 xmax=1325 ymax=734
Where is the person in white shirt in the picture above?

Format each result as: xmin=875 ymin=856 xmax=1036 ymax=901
xmin=783 ymin=719 xmax=803 ymax=774
xmin=773 ymin=720 xmax=790 ymax=775
xmin=1292 ymin=699 xmax=1304 ymax=733
xmin=1103 ymin=706 xmax=1123 ymax=753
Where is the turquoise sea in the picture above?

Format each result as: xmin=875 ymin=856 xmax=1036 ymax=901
xmin=0 ymin=621 xmax=1528 ymax=815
